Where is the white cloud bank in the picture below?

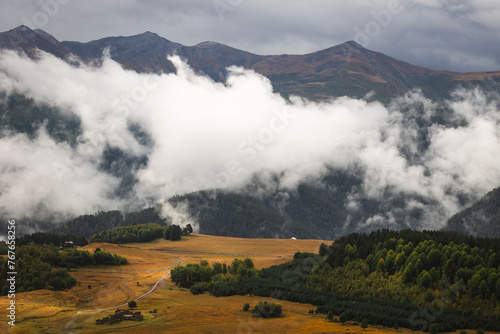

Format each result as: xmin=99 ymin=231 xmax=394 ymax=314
xmin=0 ymin=50 xmax=499 ymax=233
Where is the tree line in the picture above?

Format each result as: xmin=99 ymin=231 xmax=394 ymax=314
xmin=51 ymin=208 xmax=168 ymax=238
xmin=16 ymin=232 xmax=88 ymax=247
xmin=90 ymin=223 xmax=191 ymax=243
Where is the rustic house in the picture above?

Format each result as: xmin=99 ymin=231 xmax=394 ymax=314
xmin=96 ymin=309 xmax=143 ymax=325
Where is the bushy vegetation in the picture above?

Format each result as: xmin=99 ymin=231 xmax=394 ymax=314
xmin=251 ymin=301 xmax=282 ymax=318
xmin=0 ymin=245 xmax=127 ymax=295
xmin=91 ymin=223 xmax=189 ymax=243
xmin=171 ymin=258 xmax=257 ymax=294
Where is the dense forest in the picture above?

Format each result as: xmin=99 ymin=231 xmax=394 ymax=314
xmin=15 ymin=232 xmax=89 ymax=247
xmin=313 ymin=229 xmax=500 ymax=330
xmin=171 ymin=229 xmax=500 ymax=332
xmin=90 ymin=223 xmax=189 ymax=243
xmin=0 ymin=232 xmax=88 ymax=255
xmin=0 ymin=91 xmax=82 ymax=146
xmin=51 ymin=208 xmax=168 ymax=239
xmin=0 ymin=245 xmax=127 ymax=295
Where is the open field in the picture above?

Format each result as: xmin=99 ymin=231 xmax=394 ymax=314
xmin=1 ymin=234 xmax=497 ymax=333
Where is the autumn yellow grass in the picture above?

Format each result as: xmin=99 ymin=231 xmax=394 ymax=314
xmin=0 ymin=234 xmax=496 ymax=333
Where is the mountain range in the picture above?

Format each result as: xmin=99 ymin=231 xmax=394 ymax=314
xmin=1 ymin=25 xmax=500 ymax=240
xmin=2 ymin=25 xmax=500 ymax=101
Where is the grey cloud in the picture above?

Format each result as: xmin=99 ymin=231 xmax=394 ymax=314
xmin=1 ymin=0 xmax=499 ymax=71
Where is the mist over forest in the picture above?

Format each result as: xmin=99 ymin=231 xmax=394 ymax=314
xmin=1 ymin=49 xmax=500 ymax=238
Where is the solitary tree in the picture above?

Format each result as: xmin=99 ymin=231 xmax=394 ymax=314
xmin=361 ymin=318 xmax=368 ymax=330
xmin=128 ymin=300 xmax=137 ymax=309
xmin=327 ymin=311 xmax=334 ymax=321
xmin=339 ymin=313 xmax=347 ymax=325
xmin=242 ymin=303 xmax=250 ymax=311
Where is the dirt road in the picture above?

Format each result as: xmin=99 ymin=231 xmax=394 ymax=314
xmin=64 ymin=259 xmax=182 ymax=333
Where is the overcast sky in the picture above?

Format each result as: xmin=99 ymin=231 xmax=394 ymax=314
xmin=1 ymin=0 xmax=499 ymax=72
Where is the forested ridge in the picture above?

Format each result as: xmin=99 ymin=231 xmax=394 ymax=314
xmin=312 ymin=229 xmax=500 ymax=330
xmin=0 ymin=91 xmax=82 ymax=146
xmin=51 ymin=208 xmax=168 ymax=239
xmin=90 ymin=223 xmax=189 ymax=243
xmin=170 ymin=229 xmax=500 ymax=332
xmin=0 ymin=231 xmax=89 ymax=257
xmin=445 ymin=186 xmax=500 ymax=237
xmin=45 ymin=181 xmax=500 ymax=241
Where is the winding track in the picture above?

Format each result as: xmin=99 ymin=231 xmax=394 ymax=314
xmin=64 ymin=259 xmax=182 ymax=334
xmin=64 ymin=248 xmax=296 ymax=332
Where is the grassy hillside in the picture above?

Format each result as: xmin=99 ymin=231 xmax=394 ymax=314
xmin=0 ymin=234 xmax=326 ymax=333
xmin=2 ymin=232 xmax=499 ymax=333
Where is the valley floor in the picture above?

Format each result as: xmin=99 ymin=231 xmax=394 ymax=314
xmin=0 ymin=235 xmax=497 ymax=333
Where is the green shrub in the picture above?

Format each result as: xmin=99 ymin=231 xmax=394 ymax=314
xmin=251 ymin=301 xmax=282 ymax=318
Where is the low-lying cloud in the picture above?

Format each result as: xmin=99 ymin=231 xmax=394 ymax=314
xmin=1 ymin=49 xmax=499 ymax=236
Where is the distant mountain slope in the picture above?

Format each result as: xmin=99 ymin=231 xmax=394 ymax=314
xmin=250 ymin=41 xmax=497 ymax=101
xmin=2 ymin=26 xmax=500 ymax=101
xmin=444 ymin=187 xmax=500 ymax=238
xmin=61 ymin=31 xmax=183 ymax=73
xmin=0 ymin=25 xmax=71 ymax=58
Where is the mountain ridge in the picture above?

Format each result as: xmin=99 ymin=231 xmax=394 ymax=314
xmin=444 ymin=186 xmax=500 ymax=237
xmin=2 ymin=25 xmax=500 ymax=101
xmin=2 ymin=25 xmax=500 ymax=240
